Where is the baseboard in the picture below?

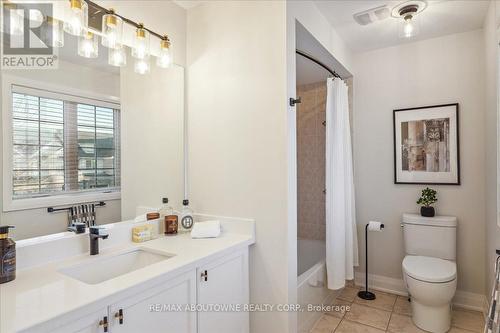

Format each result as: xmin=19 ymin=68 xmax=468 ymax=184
xmin=354 ymin=272 xmax=488 ymax=315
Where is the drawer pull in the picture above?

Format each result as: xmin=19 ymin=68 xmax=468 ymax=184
xmin=99 ymin=316 xmax=109 ymax=332
xmin=115 ymin=308 xmax=124 ymax=324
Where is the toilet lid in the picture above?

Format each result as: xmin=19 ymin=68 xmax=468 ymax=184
xmin=403 ymin=256 xmax=456 ymax=283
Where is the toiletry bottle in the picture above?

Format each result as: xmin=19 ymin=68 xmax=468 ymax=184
xmin=179 ymin=199 xmax=194 ymax=233
xmin=0 ymin=226 xmax=16 ymax=284
xmin=159 ymin=198 xmax=174 ymax=235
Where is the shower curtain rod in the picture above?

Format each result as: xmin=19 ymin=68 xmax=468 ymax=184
xmin=296 ymin=50 xmax=343 ymax=80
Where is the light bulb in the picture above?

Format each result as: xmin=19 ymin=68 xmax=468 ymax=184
xmin=403 ymin=19 xmax=414 ymax=37
xmin=46 ymin=16 xmax=64 ymax=48
xmin=134 ymin=56 xmax=150 ymax=74
xmin=399 ymin=14 xmax=419 ymax=39
xmin=9 ymin=8 xmax=24 ymax=35
xmin=109 ymin=47 xmax=126 ymax=67
xmin=63 ymin=0 xmax=88 ymax=36
xmin=132 ymin=24 xmax=150 ymax=59
xmin=101 ymin=9 xmax=123 ymax=49
xmin=156 ymin=36 xmax=173 ymax=68
xmin=78 ymin=31 xmax=98 ymax=58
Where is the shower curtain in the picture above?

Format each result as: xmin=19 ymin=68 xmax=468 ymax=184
xmin=325 ymin=77 xmax=359 ymax=290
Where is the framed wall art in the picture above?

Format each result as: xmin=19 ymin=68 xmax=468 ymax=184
xmin=393 ymin=103 xmax=460 ymax=185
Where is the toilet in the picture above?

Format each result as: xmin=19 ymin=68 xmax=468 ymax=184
xmin=401 ymin=213 xmax=457 ymax=333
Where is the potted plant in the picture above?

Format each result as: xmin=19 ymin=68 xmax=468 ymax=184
xmin=417 ymin=187 xmax=437 ymax=217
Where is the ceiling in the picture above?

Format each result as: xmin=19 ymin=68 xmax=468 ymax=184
xmin=173 ymin=0 xmax=203 ymax=10
xmin=313 ymin=0 xmax=490 ymax=53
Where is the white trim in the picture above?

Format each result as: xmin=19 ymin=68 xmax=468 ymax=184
xmin=2 ymin=74 xmax=121 ymax=212
xmin=354 ymin=272 xmax=488 ymax=315
xmin=12 ymin=84 xmax=120 ymax=110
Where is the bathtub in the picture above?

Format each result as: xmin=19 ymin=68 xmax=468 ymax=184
xmin=297 ymin=239 xmax=336 ymax=333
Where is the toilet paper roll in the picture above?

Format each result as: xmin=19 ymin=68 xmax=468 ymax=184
xmin=367 ymin=221 xmax=384 ymax=232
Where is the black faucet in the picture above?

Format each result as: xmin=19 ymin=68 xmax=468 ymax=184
xmin=89 ymin=226 xmax=108 ymax=255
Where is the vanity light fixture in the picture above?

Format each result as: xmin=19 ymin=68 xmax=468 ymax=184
xmin=63 ymin=0 xmax=88 ymax=36
xmin=392 ymin=0 xmax=427 ymax=39
xmin=46 ymin=16 xmax=65 ymax=48
xmin=109 ymin=46 xmax=127 ymax=67
xmin=156 ymin=35 xmax=173 ymax=68
xmin=134 ymin=56 xmax=151 ymax=74
xmin=78 ymin=31 xmax=98 ymax=58
xmin=2 ymin=1 xmax=24 ymax=36
xmin=132 ymin=23 xmax=150 ymax=59
xmin=101 ymin=9 xmax=123 ymax=49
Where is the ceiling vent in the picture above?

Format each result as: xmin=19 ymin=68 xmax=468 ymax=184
xmin=353 ymin=5 xmax=391 ymax=26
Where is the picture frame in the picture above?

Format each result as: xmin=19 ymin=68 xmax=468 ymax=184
xmin=393 ymin=103 xmax=460 ymax=185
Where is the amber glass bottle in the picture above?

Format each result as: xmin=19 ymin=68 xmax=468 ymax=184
xmin=0 ymin=226 xmax=16 ymax=284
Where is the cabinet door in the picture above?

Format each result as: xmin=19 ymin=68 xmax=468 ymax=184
xmin=197 ymin=249 xmax=249 ymax=333
xmin=109 ymin=270 xmax=197 ymax=333
xmin=49 ymin=308 xmax=109 ymax=333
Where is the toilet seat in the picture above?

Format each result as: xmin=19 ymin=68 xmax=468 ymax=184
xmin=403 ymin=255 xmax=456 ymax=283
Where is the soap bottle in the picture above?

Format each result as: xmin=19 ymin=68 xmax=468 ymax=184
xmin=179 ymin=199 xmax=194 ymax=233
xmin=0 ymin=226 xmax=16 ymax=284
xmin=159 ymin=198 xmax=174 ymax=235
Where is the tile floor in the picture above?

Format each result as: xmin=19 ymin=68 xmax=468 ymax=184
xmin=310 ymin=285 xmax=485 ymax=333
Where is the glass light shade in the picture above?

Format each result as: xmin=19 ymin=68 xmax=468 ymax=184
xmin=131 ymin=25 xmax=150 ymax=59
xmin=399 ymin=15 xmax=419 ymax=39
xmin=101 ymin=11 xmax=123 ymax=49
xmin=8 ymin=8 xmax=24 ymax=35
xmin=134 ymin=56 xmax=150 ymax=74
xmin=29 ymin=8 xmax=44 ymax=26
xmin=109 ymin=47 xmax=126 ymax=67
xmin=63 ymin=0 xmax=88 ymax=36
xmin=78 ymin=31 xmax=98 ymax=58
xmin=156 ymin=38 xmax=172 ymax=68
xmin=46 ymin=17 xmax=64 ymax=48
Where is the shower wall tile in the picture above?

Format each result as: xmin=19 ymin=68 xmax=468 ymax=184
xmin=297 ymin=81 xmax=327 ymax=241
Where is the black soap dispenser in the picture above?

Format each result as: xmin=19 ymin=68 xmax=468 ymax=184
xmin=0 ymin=225 xmax=15 ymax=284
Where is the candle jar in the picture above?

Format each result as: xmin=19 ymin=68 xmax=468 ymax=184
xmin=164 ymin=215 xmax=178 ymax=235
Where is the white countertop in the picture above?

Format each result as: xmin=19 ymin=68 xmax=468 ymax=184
xmin=0 ymin=216 xmax=255 ymax=333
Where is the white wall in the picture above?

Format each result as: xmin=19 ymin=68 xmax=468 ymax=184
xmin=353 ymin=30 xmax=486 ymax=296
xmin=186 ymin=1 xmax=289 ymax=332
xmin=484 ymin=0 xmax=500 ymax=296
xmin=0 ymin=61 xmax=121 ymax=240
xmin=287 ymin=1 xmax=353 ymax=74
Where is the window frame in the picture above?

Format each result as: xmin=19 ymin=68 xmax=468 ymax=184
xmin=2 ymin=75 xmax=121 ymax=212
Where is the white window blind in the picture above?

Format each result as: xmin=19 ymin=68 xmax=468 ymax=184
xmin=11 ymin=86 xmax=120 ymax=199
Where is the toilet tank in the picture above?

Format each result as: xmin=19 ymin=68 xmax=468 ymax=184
xmin=402 ymin=213 xmax=457 ymax=260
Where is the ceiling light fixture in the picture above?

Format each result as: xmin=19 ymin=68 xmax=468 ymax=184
xmin=392 ymin=0 xmax=427 ymax=39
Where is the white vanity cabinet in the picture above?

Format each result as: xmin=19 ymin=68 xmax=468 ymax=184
xmin=197 ymin=250 xmax=249 ymax=333
xmin=37 ymin=248 xmax=249 ymax=333
xmin=108 ymin=270 xmax=197 ymax=333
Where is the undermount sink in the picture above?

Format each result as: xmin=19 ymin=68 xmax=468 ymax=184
xmin=59 ymin=248 xmax=174 ymax=284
